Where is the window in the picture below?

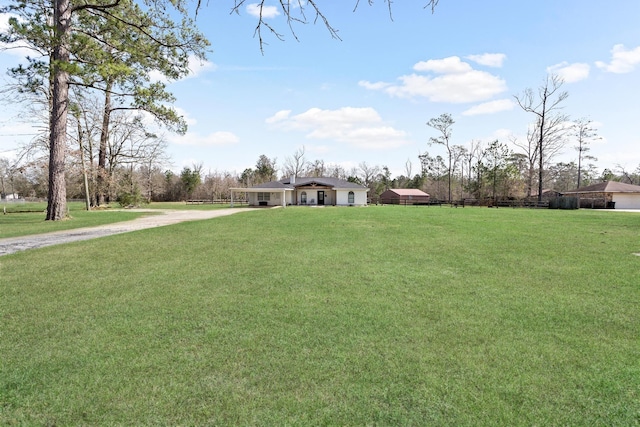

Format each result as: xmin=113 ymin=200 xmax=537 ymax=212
xmin=257 ymin=192 xmax=270 ymax=201
xmin=348 ymin=191 xmax=355 ymax=204
xmin=301 ymin=191 xmax=307 ymax=204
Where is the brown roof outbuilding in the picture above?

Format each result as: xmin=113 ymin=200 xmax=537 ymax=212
xmin=379 ymin=189 xmax=430 ymax=205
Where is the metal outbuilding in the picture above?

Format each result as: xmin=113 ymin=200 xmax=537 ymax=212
xmin=379 ymin=189 xmax=430 ymax=205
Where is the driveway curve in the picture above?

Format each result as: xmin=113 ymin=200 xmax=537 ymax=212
xmin=0 ymin=208 xmax=253 ymax=257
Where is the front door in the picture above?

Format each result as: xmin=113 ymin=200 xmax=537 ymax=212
xmin=318 ymin=191 xmax=325 ymax=205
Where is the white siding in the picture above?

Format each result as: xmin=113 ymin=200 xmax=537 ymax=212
xmin=335 ymin=189 xmax=367 ymax=206
xmin=612 ymin=194 xmax=640 ymax=209
xmin=285 ymin=191 xmax=294 ymax=205
xmin=296 ymin=189 xmax=334 ymax=205
xmin=248 ymin=191 xmax=285 ymax=206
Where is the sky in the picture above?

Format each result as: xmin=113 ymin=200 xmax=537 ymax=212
xmin=1 ymin=0 xmax=640 ymax=178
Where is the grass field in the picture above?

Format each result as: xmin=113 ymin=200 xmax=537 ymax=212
xmin=1 ymin=206 xmax=638 ymax=425
xmin=0 ymin=202 xmax=152 ymax=239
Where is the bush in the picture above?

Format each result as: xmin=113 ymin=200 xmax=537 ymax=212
xmin=117 ymin=187 xmax=148 ymax=208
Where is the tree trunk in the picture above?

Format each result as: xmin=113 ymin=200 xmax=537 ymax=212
xmin=46 ymin=0 xmax=72 ymax=221
xmin=536 ymin=87 xmax=549 ymax=205
xmin=77 ymin=119 xmax=91 ymax=211
xmin=96 ymin=80 xmax=113 ymax=206
xmin=527 ymin=162 xmax=534 ymax=198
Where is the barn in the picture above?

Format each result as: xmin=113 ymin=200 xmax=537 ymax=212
xmin=562 ymin=181 xmax=640 ymax=209
xmin=379 ymin=189 xmax=430 ymax=205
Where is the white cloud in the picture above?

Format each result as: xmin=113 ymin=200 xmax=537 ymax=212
xmin=169 ymin=131 xmax=239 ymax=147
xmin=358 ymin=80 xmax=391 ymax=91
xmin=360 ymin=56 xmax=507 ymax=103
xmin=414 ymin=56 xmax=472 ymax=74
xmin=0 ymin=14 xmax=41 ymax=60
xmin=595 ymin=44 xmax=640 ymax=73
xmin=187 ymin=56 xmax=217 ymax=78
xmin=466 ymin=53 xmax=507 ymax=68
xmin=149 ymin=55 xmax=216 ymax=83
xmin=306 ymin=144 xmax=331 ymax=154
xmin=386 ymin=71 xmax=506 ymax=103
xmin=265 ymin=107 xmax=411 ymax=149
xmin=462 ymin=99 xmax=515 ymax=116
xmin=246 ymin=3 xmax=280 ymax=19
xmin=173 ymin=107 xmax=197 ymax=126
xmin=265 ymin=110 xmax=291 ymax=124
xmin=492 ymin=128 xmax=515 ymax=140
xmin=547 ymin=62 xmax=590 ymax=83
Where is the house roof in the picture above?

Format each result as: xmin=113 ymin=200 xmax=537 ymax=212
xmin=381 ymin=189 xmax=430 ymax=197
xmin=563 ymin=181 xmax=640 ymax=194
xmin=283 ymin=176 xmax=368 ymax=189
xmin=249 ymin=176 xmax=368 ymax=190
xmin=251 ymin=181 xmax=291 ymax=189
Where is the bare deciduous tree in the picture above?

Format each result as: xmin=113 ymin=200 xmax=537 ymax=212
xmin=573 ymin=118 xmax=599 ymax=189
xmin=510 ymin=128 xmax=538 ymax=198
xmin=404 ymin=158 xmax=413 ymax=180
xmin=228 ymin=0 xmax=440 ymax=52
xmin=358 ymin=161 xmax=380 ymax=186
xmin=427 ymin=113 xmax=454 ymax=202
xmin=282 ymin=146 xmax=308 ymax=178
xmin=515 ymin=74 xmax=569 ymax=203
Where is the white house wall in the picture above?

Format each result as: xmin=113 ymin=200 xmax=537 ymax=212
xmin=296 ymin=189 xmax=334 ymax=205
xmin=335 ymin=190 xmax=367 ymax=206
xmin=612 ymin=194 xmax=640 ymax=209
xmin=248 ymin=191 xmax=285 ymax=206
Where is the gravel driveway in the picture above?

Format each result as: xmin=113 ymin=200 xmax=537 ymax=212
xmin=0 ymin=208 xmax=253 ymax=256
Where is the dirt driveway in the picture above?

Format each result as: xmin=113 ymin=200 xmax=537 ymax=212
xmin=0 ymin=208 xmax=253 ymax=257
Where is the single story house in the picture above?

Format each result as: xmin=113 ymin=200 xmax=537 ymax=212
xmin=379 ymin=188 xmax=430 ymax=205
xmin=562 ymin=181 xmax=640 ymax=209
xmin=230 ymin=176 xmax=369 ymax=207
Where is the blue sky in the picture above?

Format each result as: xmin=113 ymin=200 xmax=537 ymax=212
xmin=1 ymin=0 xmax=640 ymax=177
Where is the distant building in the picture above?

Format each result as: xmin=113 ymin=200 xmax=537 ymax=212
xmin=562 ymin=181 xmax=640 ymax=209
xmin=230 ymin=176 xmax=369 ymax=207
xmin=379 ymin=189 xmax=430 ymax=205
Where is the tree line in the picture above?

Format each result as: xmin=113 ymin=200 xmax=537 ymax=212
xmin=1 ymin=1 xmax=637 ymax=210
xmin=2 ymin=130 xmax=638 ymax=206
xmin=0 ymin=0 xmax=440 ymax=219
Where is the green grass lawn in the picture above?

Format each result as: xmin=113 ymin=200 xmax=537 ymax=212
xmin=1 ymin=206 xmax=638 ymax=425
xmin=0 ymin=201 xmax=238 ymax=239
xmin=0 ymin=202 xmax=150 ymax=239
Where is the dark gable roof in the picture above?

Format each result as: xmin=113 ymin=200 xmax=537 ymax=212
xmin=564 ymin=181 xmax=640 ymax=194
xmin=295 ymin=177 xmax=367 ymax=189
xmin=248 ymin=177 xmax=367 ymax=190
xmin=251 ymin=181 xmax=290 ymax=189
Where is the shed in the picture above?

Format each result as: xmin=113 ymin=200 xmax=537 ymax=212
xmin=562 ymin=181 xmax=640 ymax=209
xmin=379 ymin=189 xmax=430 ymax=205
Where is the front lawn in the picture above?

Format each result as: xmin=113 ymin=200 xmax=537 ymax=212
xmin=0 ymin=202 xmax=149 ymax=239
xmin=1 ymin=206 xmax=638 ymax=425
